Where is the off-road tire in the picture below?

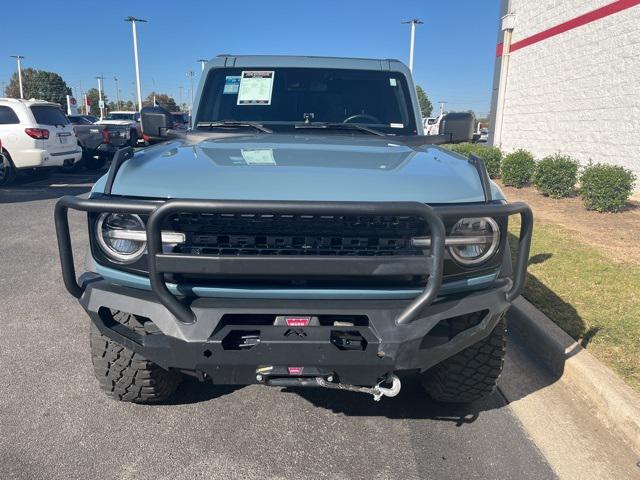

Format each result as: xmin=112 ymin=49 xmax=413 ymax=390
xmin=420 ymin=312 xmax=506 ymax=403
xmin=90 ymin=311 xmax=181 ymax=403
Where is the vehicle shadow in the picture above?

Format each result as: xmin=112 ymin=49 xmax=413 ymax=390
xmin=283 ymin=377 xmax=491 ymax=424
xmin=0 ymin=168 xmax=107 ymax=204
xmin=167 ymin=377 xmax=245 ymax=405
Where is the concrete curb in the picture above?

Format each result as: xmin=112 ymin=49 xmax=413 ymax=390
xmin=507 ymin=297 xmax=640 ymax=455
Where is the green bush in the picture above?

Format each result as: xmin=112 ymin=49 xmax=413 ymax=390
xmin=580 ymin=163 xmax=636 ymax=212
xmin=443 ymin=142 xmax=478 ymax=157
xmin=533 ymin=154 xmax=578 ymax=198
xmin=474 ymin=147 xmax=502 ymax=179
xmin=501 ymin=149 xmax=536 ymax=188
xmin=443 ymin=143 xmax=502 ymax=179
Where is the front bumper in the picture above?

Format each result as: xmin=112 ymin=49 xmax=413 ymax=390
xmin=81 ymin=275 xmax=511 ymax=386
xmin=55 ymin=195 xmax=532 ymax=387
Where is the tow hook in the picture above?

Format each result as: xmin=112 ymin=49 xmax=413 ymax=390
xmin=315 ymin=374 xmax=401 ymax=402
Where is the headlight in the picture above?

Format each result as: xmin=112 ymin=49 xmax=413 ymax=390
xmin=448 ymin=217 xmax=500 ymax=266
xmin=96 ymin=213 xmax=146 ymax=263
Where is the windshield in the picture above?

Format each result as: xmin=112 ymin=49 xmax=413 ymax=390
xmin=196 ymin=67 xmax=417 ymax=135
xmin=105 ymin=113 xmax=136 ymax=121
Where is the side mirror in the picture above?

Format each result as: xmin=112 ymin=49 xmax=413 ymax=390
xmin=140 ymin=106 xmax=173 ymax=141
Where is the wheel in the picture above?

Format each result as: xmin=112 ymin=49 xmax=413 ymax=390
xmin=0 ymin=150 xmax=16 ymax=187
xmin=420 ymin=312 xmax=506 ymax=403
xmin=129 ymin=129 xmax=138 ymax=147
xmin=83 ymin=155 xmax=106 ymax=170
xmin=90 ymin=311 xmax=182 ymax=403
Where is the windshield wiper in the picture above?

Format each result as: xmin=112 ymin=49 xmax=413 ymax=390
xmin=294 ymin=122 xmax=386 ymax=137
xmin=196 ymin=120 xmax=272 ymax=133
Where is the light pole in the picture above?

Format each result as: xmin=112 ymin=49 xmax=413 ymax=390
xmin=401 ymin=19 xmax=423 ymax=72
xmin=187 ymin=71 xmax=195 ymax=115
xmin=10 ymin=55 xmax=25 ymax=98
xmin=197 ymin=59 xmax=207 ymax=72
xmin=125 ymin=16 xmax=147 ymax=111
xmin=96 ymin=75 xmax=105 ymax=119
xmin=114 ymin=76 xmax=121 ymax=110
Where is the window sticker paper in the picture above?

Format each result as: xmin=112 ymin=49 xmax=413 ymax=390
xmin=237 ymin=71 xmax=275 ymax=105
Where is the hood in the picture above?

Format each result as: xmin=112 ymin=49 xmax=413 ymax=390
xmin=94 ymin=133 xmax=504 ymax=203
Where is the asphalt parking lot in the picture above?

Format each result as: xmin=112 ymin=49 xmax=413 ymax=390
xmin=0 ymin=169 xmax=560 ymax=480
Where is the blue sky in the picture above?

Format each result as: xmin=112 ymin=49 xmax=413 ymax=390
xmin=0 ymin=0 xmax=499 ymax=116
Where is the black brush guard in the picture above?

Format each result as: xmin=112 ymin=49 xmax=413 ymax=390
xmin=55 ymin=195 xmax=533 ymax=326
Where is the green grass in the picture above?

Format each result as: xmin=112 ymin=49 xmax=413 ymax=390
xmin=509 ymin=220 xmax=640 ymax=391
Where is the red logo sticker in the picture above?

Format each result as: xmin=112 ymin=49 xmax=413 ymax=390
xmin=288 ymin=367 xmax=304 ymax=375
xmin=285 ymin=317 xmax=310 ymax=327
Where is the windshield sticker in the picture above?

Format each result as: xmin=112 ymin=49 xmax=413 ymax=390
xmin=241 ymin=149 xmax=276 ymax=165
xmin=389 ymin=78 xmax=398 ymax=87
xmin=390 ymin=123 xmax=404 ymax=129
xmin=237 ymin=71 xmax=275 ymax=105
xmin=223 ymin=76 xmax=241 ymax=94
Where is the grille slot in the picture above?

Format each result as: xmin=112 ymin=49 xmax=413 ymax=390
xmin=168 ymin=213 xmax=428 ymax=257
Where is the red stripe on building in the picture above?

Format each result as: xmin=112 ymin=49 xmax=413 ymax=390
xmin=496 ymin=0 xmax=640 ymax=56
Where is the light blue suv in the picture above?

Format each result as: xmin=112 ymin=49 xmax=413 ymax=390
xmin=55 ymin=55 xmax=532 ymax=404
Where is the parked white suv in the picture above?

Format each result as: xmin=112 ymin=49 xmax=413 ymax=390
xmin=0 ymin=98 xmax=83 ymax=186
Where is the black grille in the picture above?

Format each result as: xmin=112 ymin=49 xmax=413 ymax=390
xmin=167 ymin=213 xmax=428 ymax=257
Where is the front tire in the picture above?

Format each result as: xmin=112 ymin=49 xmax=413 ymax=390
xmin=420 ymin=313 xmax=506 ymax=403
xmin=90 ymin=311 xmax=181 ymax=403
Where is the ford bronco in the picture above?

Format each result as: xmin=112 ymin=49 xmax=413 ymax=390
xmin=55 ymin=55 xmax=532 ymax=404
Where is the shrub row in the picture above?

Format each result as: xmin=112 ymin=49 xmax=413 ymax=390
xmin=444 ymin=143 xmax=502 ymax=179
xmin=442 ymin=144 xmax=636 ymax=212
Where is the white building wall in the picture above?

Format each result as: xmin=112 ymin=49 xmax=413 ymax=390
xmin=496 ymin=0 xmax=640 ymax=177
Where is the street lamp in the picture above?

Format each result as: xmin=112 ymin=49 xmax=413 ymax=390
xmin=401 ymin=19 xmax=423 ymax=72
xmin=197 ymin=59 xmax=207 ymax=72
xmin=114 ymin=76 xmax=121 ymax=110
xmin=10 ymin=55 xmax=25 ymax=98
xmin=96 ymin=75 xmax=105 ymax=119
xmin=187 ymin=71 xmax=195 ymax=115
xmin=125 ymin=16 xmax=147 ymax=111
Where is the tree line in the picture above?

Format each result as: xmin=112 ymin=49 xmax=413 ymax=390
xmin=5 ymin=68 xmax=182 ymax=114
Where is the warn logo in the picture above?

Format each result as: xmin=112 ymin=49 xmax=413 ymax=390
xmin=288 ymin=367 xmax=304 ymax=375
xmin=285 ymin=317 xmax=310 ymax=327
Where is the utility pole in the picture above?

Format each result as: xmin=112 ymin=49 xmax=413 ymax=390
xmin=187 ymin=71 xmax=195 ymax=115
xmin=114 ymin=76 xmax=121 ymax=110
xmin=96 ymin=75 xmax=105 ymax=119
xmin=10 ymin=55 xmax=25 ymax=98
xmin=197 ymin=59 xmax=207 ymax=72
xmin=125 ymin=16 xmax=147 ymax=111
xmin=401 ymin=19 xmax=423 ymax=72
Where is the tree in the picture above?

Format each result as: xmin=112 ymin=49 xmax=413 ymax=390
xmin=143 ymin=92 xmax=178 ymax=111
xmin=416 ymin=85 xmax=433 ymax=118
xmin=85 ymin=88 xmax=108 ymax=116
xmin=6 ymin=68 xmax=72 ymax=109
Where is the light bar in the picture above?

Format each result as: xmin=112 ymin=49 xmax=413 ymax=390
xmin=412 ymin=236 xmax=493 ymax=248
xmin=105 ymin=230 xmax=186 ymax=244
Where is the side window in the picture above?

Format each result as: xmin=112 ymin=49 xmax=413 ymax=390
xmin=0 ymin=106 xmax=20 ymax=124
